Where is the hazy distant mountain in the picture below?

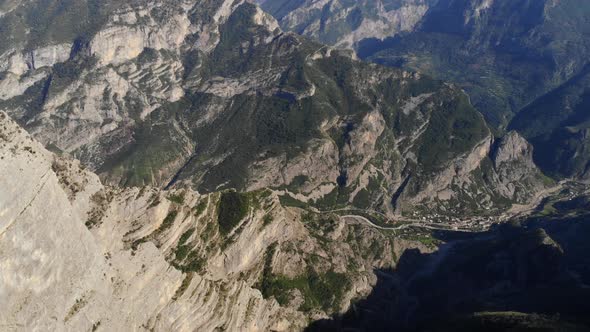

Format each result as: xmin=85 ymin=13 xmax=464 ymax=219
xmin=362 ymin=0 xmax=590 ymax=129
xmin=261 ymin=0 xmax=590 ymax=181
xmin=264 ymin=0 xmax=590 ymax=129
xmin=510 ymin=65 xmax=590 ymax=179
xmin=257 ymin=0 xmax=436 ymax=48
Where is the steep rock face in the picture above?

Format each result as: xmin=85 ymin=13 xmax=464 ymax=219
xmin=406 ymin=137 xmax=492 ymax=206
xmin=89 ymin=11 xmax=192 ymax=66
xmin=489 ymin=131 xmax=548 ymax=202
xmin=361 ymin=0 xmax=590 ymax=129
xmin=256 ymin=0 xmax=434 ymax=49
xmin=265 ymin=0 xmax=590 ymax=132
xmin=1 ymin=112 xmax=420 ymax=331
xmin=0 ymin=0 xmax=248 ymax=159
xmin=509 ymin=65 xmax=590 ymax=180
xmin=0 ymin=111 xmax=286 ymax=331
xmin=492 ymin=131 xmax=533 ymax=166
xmin=400 ymin=132 xmax=547 ymax=215
xmin=0 ymin=43 xmax=72 ymax=75
xmin=0 ymin=0 xmax=548 ymax=218
xmin=247 ymin=138 xmax=341 ymax=194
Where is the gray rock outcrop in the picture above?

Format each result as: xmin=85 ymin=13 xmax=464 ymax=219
xmin=1 ymin=112 xmax=419 ymax=331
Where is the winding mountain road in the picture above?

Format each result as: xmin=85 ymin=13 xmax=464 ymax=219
xmin=339 ymin=214 xmax=475 ymax=233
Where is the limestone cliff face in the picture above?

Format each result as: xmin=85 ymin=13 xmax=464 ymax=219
xmin=1 ymin=112 xmax=420 ymax=331
xmin=257 ymin=0 xmax=433 ymax=49
xmin=402 ymin=131 xmax=548 ymax=215
xmin=0 ymin=111 xmax=286 ymax=331
xmin=0 ymin=43 xmax=72 ymax=75
xmin=89 ymin=11 xmax=192 ymax=66
xmin=489 ymin=131 xmax=548 ymax=202
xmin=0 ymin=0 xmax=548 ymax=219
xmin=0 ymin=0 xmax=252 ymax=169
xmin=247 ymin=138 xmax=341 ymax=194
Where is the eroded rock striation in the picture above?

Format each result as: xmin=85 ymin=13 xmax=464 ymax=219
xmin=256 ymin=0 xmax=434 ymax=49
xmin=0 ymin=0 xmax=549 ymax=219
xmin=1 ymin=112 xmax=426 ymax=330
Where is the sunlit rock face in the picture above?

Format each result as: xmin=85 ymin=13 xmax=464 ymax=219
xmin=0 ymin=111 xmax=425 ymax=331
xmin=256 ymin=0 xmax=433 ymax=49
xmin=0 ymin=0 xmax=586 ymax=331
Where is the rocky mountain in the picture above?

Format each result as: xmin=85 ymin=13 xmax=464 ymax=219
xmin=360 ymin=0 xmax=590 ymax=130
xmin=262 ymin=0 xmax=590 ymax=183
xmin=255 ymin=0 xmax=435 ymax=49
xmin=307 ymin=211 xmax=590 ymax=331
xmin=2 ymin=111 xmax=587 ymax=331
xmin=0 ymin=0 xmax=551 ymax=219
xmin=1 ymin=110 xmax=426 ymax=330
xmin=1 ymin=0 xmax=589 ymax=331
xmin=268 ymin=0 xmax=590 ymax=129
xmin=509 ymin=65 xmax=590 ymax=180
xmin=368 ymin=0 xmax=590 ymax=128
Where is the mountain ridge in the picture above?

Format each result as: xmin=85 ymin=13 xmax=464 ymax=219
xmin=0 ymin=109 xmax=416 ymax=330
xmin=1 ymin=1 xmax=590 ymax=330
xmin=0 ymin=0 xmax=550 ymax=218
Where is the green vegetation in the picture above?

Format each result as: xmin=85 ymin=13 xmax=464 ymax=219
xmin=257 ymin=244 xmax=350 ymax=312
xmin=262 ymin=214 xmax=274 ymax=227
xmin=312 ymin=185 xmax=354 ymax=211
xmin=173 ymin=228 xmax=205 ymax=273
xmin=174 ymin=243 xmax=191 ymax=261
xmin=352 ymin=189 xmax=371 ymax=209
xmin=172 ymin=273 xmax=194 ymax=301
xmin=200 ymin=222 xmax=217 ymax=242
xmin=193 ymin=198 xmax=208 ymax=216
xmin=179 ymin=228 xmax=195 ymax=245
xmin=180 ymin=252 xmax=206 ymax=272
xmin=359 ymin=0 xmax=590 ymax=133
xmin=49 ymin=57 xmax=98 ymax=94
xmin=279 ymin=194 xmax=308 ymax=209
xmin=403 ymin=232 xmax=440 ymax=248
xmin=159 ymin=210 xmax=178 ymax=233
xmin=167 ymin=192 xmax=185 ymax=205
xmin=263 ymin=268 xmax=349 ymax=312
xmin=415 ymin=93 xmax=489 ymax=173
xmin=173 ymin=248 xmax=206 ymax=273
xmin=510 ymin=66 xmax=590 ymax=178
xmin=0 ymin=0 xmax=110 ymax=54
xmin=539 ymin=203 xmax=558 ymax=216
xmin=300 ymin=212 xmax=340 ymax=248
xmin=217 ymin=191 xmax=250 ymax=235
xmin=0 ymin=0 xmax=513 ymax=219
xmin=287 ymin=175 xmax=309 ymax=192
xmin=99 ymin=100 xmax=193 ymax=187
